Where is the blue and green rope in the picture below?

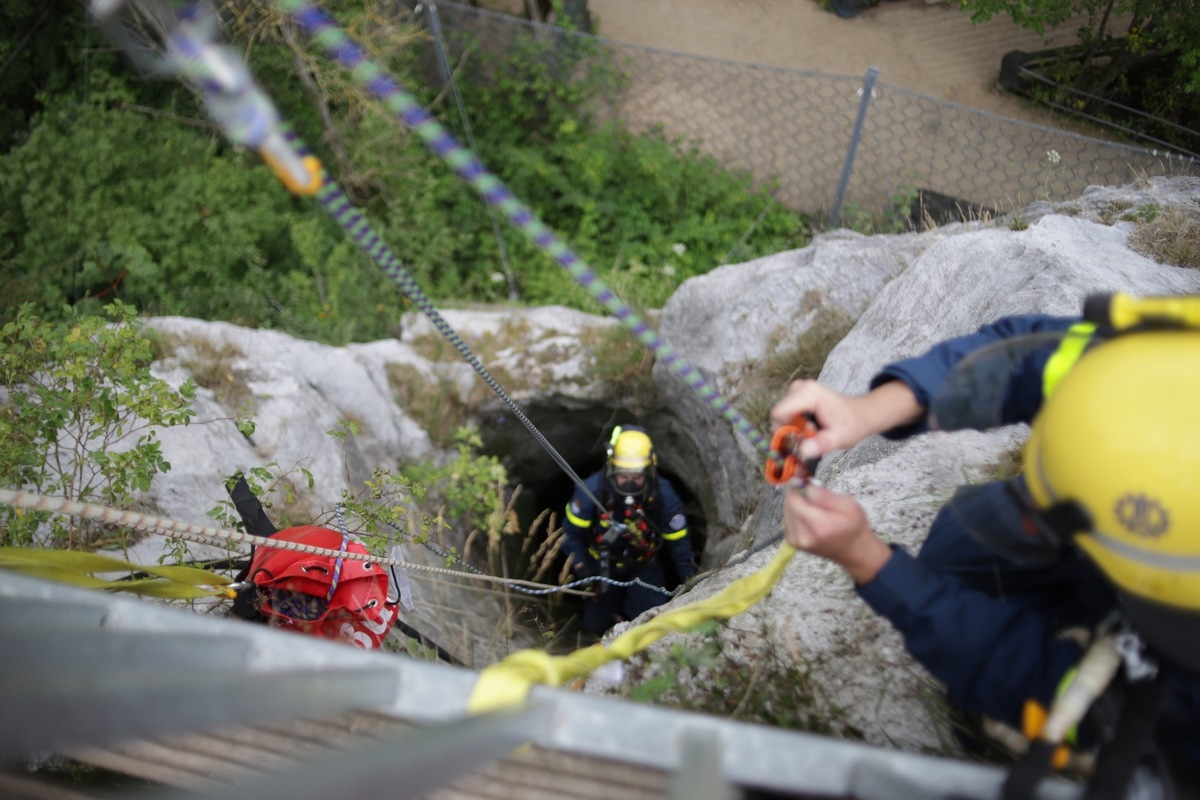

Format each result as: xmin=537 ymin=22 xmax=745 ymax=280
xmin=280 ymin=0 xmax=776 ymax=461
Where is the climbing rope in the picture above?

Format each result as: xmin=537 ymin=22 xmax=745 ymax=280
xmin=423 ymin=0 xmax=519 ymax=301
xmin=75 ymin=2 xmax=795 ymax=682
xmin=327 ymin=504 xmax=351 ymax=603
xmin=412 ymin=530 xmax=676 ymax=598
xmin=299 ymin=133 xmax=605 ymax=509
xmin=95 ymin=0 xmax=609 ymax=514
xmin=469 ymin=542 xmax=797 ymax=712
xmin=0 ymin=489 xmax=591 ymax=598
xmin=260 ymin=3 xmax=808 ymax=705
xmin=278 ymin=0 xmax=782 ymax=465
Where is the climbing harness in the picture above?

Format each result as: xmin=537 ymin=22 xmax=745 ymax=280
xmin=1001 ymin=617 xmax=1169 ymax=800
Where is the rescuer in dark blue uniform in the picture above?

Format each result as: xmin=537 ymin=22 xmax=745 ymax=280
xmin=770 ymin=305 xmax=1200 ymax=796
xmin=562 ymin=425 xmax=696 ymax=635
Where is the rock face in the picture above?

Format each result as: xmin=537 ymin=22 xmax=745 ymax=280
xmin=628 ymin=176 xmax=1200 ymax=752
xmin=129 ymin=176 xmax=1200 ymax=747
xmin=139 ymin=307 xmax=624 ymax=666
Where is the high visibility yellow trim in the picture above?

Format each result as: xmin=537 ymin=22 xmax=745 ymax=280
xmin=0 ymin=547 xmax=234 ymax=600
xmin=662 ymin=528 xmax=688 ymax=541
xmin=468 ymin=543 xmax=796 ymax=714
xmin=1042 ymin=322 xmax=1095 ymax=399
xmin=565 ymin=507 xmax=591 ymax=528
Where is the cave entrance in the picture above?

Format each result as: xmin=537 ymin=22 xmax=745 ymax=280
xmin=473 ymin=404 xmax=709 ymax=645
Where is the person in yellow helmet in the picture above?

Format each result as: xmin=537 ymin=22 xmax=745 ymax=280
xmin=562 ymin=425 xmax=696 ymax=635
xmin=770 ymin=297 xmax=1199 ymax=796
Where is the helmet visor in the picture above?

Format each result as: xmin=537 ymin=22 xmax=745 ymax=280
xmin=929 ymin=332 xmax=1068 ymax=433
xmin=611 ymin=470 xmax=647 ymax=496
xmin=946 ymin=478 xmax=1073 ymax=567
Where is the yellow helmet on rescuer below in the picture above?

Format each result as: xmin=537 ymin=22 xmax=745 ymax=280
xmin=1024 ymin=329 xmax=1200 ymax=671
xmin=606 ymin=426 xmax=657 ymax=497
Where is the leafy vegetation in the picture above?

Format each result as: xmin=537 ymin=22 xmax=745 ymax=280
xmin=403 ymin=427 xmax=510 ymax=543
xmin=0 ymin=303 xmax=196 ymax=548
xmin=960 ymin=0 xmax=1200 ymax=152
xmin=0 ymin=0 xmax=811 ymax=342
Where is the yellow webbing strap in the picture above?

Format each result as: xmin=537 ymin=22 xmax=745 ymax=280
xmin=0 ymin=547 xmax=235 ymax=600
xmin=469 ymin=543 xmax=796 ymax=714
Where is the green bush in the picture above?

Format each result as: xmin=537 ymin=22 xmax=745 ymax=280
xmin=0 ymin=4 xmax=812 ymax=344
xmin=0 ymin=302 xmax=196 ymax=548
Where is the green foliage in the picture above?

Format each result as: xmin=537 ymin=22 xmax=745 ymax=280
xmin=958 ymin=0 xmax=1200 ymax=143
xmin=835 ymin=176 xmax=932 ymax=234
xmin=337 ymin=465 xmax=430 ymax=559
xmin=0 ymin=302 xmax=196 ymax=548
xmin=206 ymin=461 xmax=313 ymax=535
xmin=0 ymin=0 xmax=155 ymax=152
xmin=476 ymin=120 xmax=811 ymax=310
xmin=0 ymin=2 xmax=812 ymax=343
xmin=206 ymin=447 xmax=431 ymax=564
xmin=403 ymin=427 xmax=508 ymax=538
xmin=587 ymin=324 xmax=657 ymax=409
xmin=395 ymin=20 xmax=810 ymax=310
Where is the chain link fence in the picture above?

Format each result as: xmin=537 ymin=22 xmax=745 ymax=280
xmin=416 ymin=1 xmax=1200 ymax=224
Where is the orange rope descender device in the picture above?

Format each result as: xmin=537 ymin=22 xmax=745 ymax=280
xmin=764 ymin=413 xmax=821 ymax=486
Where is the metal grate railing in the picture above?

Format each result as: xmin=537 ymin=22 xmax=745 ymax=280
xmin=417 ymin=1 xmax=1200 ymax=224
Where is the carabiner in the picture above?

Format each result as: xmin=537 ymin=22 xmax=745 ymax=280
xmin=764 ymin=413 xmax=820 ymax=485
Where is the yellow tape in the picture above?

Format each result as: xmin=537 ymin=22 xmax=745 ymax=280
xmin=0 ymin=547 xmax=234 ymax=599
xmin=469 ymin=543 xmax=796 ymax=714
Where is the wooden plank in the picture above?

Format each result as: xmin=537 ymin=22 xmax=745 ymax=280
xmin=211 ymin=723 xmax=332 ymax=761
xmin=154 ymin=730 xmax=295 ymax=772
xmin=107 ymin=739 xmax=259 ymax=782
xmin=66 ymin=710 xmax=673 ymax=800
xmin=0 ymin=772 xmax=100 ymax=800
xmin=425 ymin=742 xmax=669 ymax=800
xmin=65 ymin=746 xmax=226 ymax=791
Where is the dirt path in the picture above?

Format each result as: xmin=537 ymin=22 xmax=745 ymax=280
xmin=587 ymin=0 xmax=1080 ymax=125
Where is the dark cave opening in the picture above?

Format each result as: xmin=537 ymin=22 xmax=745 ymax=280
xmin=473 ymin=406 xmax=709 ymax=642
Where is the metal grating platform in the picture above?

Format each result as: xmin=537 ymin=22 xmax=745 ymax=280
xmin=0 ymin=571 xmax=1082 ymax=800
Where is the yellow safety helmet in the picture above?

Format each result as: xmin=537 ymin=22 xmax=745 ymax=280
xmin=1024 ymin=329 xmax=1200 ymax=671
xmin=606 ymin=426 xmax=657 ymax=497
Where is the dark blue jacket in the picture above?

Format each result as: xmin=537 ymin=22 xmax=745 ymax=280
xmin=857 ymin=314 xmax=1200 ymax=768
xmin=562 ymin=472 xmax=695 ymax=578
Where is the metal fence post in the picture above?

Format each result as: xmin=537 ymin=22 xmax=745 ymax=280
xmin=829 ymin=66 xmax=879 ymax=228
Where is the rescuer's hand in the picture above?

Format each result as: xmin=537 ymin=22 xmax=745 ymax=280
xmin=771 ymin=379 xmax=923 ymax=460
xmin=781 ymin=483 xmax=892 ymax=585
